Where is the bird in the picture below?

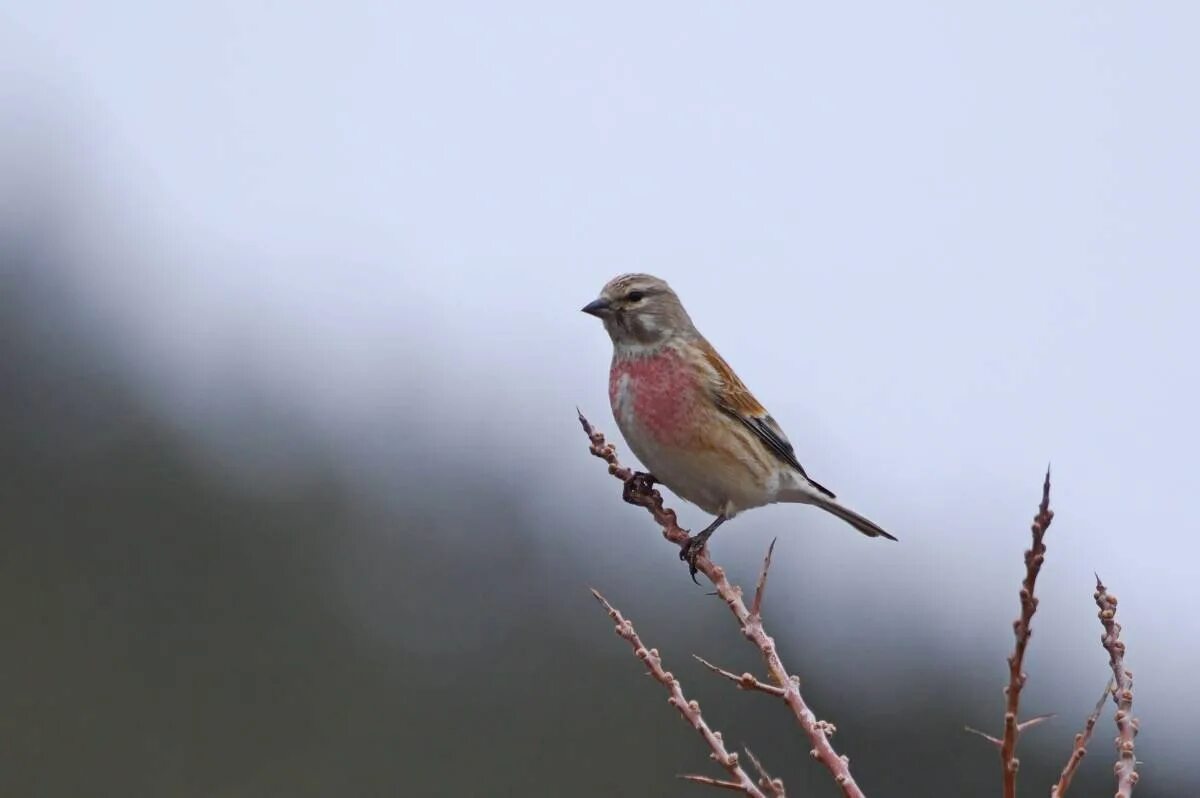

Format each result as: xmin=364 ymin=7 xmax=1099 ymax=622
xmin=582 ymin=273 xmax=896 ymax=579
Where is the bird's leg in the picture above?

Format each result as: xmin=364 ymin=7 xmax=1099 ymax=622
xmin=622 ymin=471 xmax=657 ymax=504
xmin=680 ymin=515 xmax=726 ymax=583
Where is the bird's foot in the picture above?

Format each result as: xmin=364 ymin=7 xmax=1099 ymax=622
xmin=622 ymin=471 xmax=657 ymax=504
xmin=677 ymin=515 xmax=726 ymax=584
xmin=678 ymin=535 xmax=707 ymax=584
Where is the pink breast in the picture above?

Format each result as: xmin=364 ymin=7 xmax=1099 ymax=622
xmin=609 ymin=349 xmax=699 ymax=444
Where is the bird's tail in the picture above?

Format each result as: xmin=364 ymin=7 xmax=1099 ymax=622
xmin=782 ymin=486 xmax=898 ymax=541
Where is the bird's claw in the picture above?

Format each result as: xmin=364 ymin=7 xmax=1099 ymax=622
xmin=679 ymin=535 xmax=706 ymax=584
xmin=622 ymin=471 xmax=657 ymax=504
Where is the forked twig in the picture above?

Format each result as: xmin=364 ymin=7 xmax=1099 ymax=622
xmin=1094 ymin=577 xmax=1139 ymax=797
xmin=965 ymin=713 xmax=1053 ymax=749
xmin=590 ymin=589 xmax=769 ymax=797
xmin=580 ymin=412 xmax=863 ymax=797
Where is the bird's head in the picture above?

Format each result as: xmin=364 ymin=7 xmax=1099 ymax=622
xmin=582 ymin=273 xmax=695 ymax=349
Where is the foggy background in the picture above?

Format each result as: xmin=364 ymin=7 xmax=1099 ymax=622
xmin=2 ymin=3 xmax=1197 ymax=795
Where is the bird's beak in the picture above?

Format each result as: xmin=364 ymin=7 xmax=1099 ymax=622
xmin=581 ymin=298 xmax=611 ymax=317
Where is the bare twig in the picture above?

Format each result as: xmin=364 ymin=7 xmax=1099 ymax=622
xmin=693 ymin=656 xmax=785 ymax=697
xmin=1051 ymin=679 xmax=1113 ymax=797
xmin=1094 ymin=576 xmax=1139 ymax=797
xmin=580 ymin=412 xmax=863 ymax=797
xmin=590 ymin=589 xmax=769 ymax=797
xmin=751 ymin=538 xmax=777 ymax=618
xmin=679 ymin=775 xmax=749 ymax=792
xmin=963 ymin=725 xmax=1002 ymax=747
xmin=744 ymin=747 xmax=786 ymax=797
xmin=964 ymin=714 xmax=1053 ymax=746
xmin=969 ymin=468 xmax=1054 ymax=798
xmin=1017 ymin=713 xmax=1055 ymax=733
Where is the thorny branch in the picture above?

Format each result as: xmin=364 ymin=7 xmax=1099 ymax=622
xmin=968 ymin=468 xmax=1055 ymax=798
xmin=1050 ymin=679 xmax=1113 ymax=797
xmin=1095 ymin=576 xmax=1139 ymax=797
xmin=590 ymin=589 xmax=769 ymax=797
xmin=580 ymin=411 xmax=863 ymax=798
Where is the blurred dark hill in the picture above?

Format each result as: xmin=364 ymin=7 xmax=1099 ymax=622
xmin=0 ymin=254 xmax=1183 ymax=796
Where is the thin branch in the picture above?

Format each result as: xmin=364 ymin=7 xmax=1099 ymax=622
xmin=1094 ymin=576 xmax=1139 ymax=797
xmin=1017 ymin=713 xmax=1055 ymax=733
xmin=963 ymin=726 xmax=1003 ymax=747
xmin=580 ymin=412 xmax=863 ymax=798
xmin=679 ymin=775 xmax=750 ymax=792
xmin=980 ymin=468 xmax=1055 ymax=798
xmin=590 ymin=589 xmax=769 ymax=798
xmin=744 ymin=747 xmax=786 ymax=797
xmin=693 ymin=656 xmax=785 ymax=697
xmin=968 ymin=716 xmax=1052 ymax=746
xmin=1051 ymin=679 xmax=1113 ymax=797
xmin=751 ymin=537 xmax=777 ymax=618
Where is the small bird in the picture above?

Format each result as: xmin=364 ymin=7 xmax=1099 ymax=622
xmin=583 ymin=273 xmax=896 ymax=579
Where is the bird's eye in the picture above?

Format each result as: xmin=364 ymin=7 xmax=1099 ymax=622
xmin=626 ymin=290 xmax=646 ymax=302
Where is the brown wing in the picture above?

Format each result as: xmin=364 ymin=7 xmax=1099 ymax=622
xmin=699 ymin=338 xmax=836 ymax=498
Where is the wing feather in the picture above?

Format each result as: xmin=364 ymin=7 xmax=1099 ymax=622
xmin=699 ymin=339 xmax=836 ymax=498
